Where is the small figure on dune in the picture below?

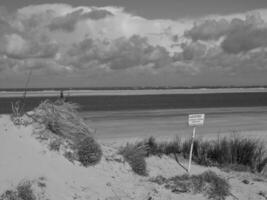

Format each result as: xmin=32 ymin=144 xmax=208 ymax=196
xmin=60 ymin=90 xmax=64 ymax=99
xmin=55 ymin=90 xmax=65 ymax=105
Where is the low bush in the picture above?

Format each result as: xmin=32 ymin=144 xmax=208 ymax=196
xmin=17 ymin=181 xmax=36 ymax=200
xmin=119 ymin=143 xmax=147 ymax=176
xmin=0 ymin=190 xmax=18 ymax=200
xmin=77 ymin=136 xmax=102 ymax=167
xmin=0 ymin=181 xmax=36 ymax=200
xmin=150 ymin=170 xmax=230 ymax=200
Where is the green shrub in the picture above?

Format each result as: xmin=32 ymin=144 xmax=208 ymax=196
xmin=119 ymin=143 xmax=147 ymax=176
xmin=150 ymin=170 xmax=230 ymax=200
xmin=77 ymin=137 xmax=102 ymax=167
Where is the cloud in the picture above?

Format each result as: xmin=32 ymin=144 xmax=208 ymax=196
xmin=2 ymin=4 xmax=267 ymax=87
xmin=0 ymin=34 xmax=58 ymax=59
xmin=180 ymin=42 xmax=207 ymax=60
xmin=221 ymin=24 xmax=267 ymax=54
xmin=61 ymin=35 xmax=173 ymax=70
xmin=184 ymin=19 xmax=229 ymax=41
xmin=48 ymin=8 xmax=113 ymax=32
xmin=184 ymin=12 xmax=267 ymax=54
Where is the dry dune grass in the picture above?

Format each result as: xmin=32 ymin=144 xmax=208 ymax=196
xmin=123 ymin=135 xmax=267 ymax=175
xmin=29 ymin=99 xmax=102 ymax=166
xmin=32 ymin=99 xmax=92 ymax=143
xmin=119 ymin=143 xmax=148 ymax=176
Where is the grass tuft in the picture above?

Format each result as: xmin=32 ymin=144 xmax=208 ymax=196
xmin=119 ymin=143 xmax=147 ymax=176
xmin=136 ymin=136 xmax=182 ymax=157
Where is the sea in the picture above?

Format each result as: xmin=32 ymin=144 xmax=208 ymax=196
xmin=1 ymin=88 xmax=267 ymax=114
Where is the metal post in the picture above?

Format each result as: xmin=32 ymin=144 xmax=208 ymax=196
xmin=188 ymin=127 xmax=196 ymax=174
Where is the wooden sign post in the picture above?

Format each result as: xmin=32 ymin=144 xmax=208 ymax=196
xmin=188 ymin=114 xmax=205 ymax=174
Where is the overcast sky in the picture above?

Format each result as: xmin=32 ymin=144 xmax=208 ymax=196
xmin=1 ymin=1 xmax=267 ymax=88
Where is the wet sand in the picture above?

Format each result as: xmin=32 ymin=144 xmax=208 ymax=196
xmin=84 ymin=107 xmax=267 ymax=142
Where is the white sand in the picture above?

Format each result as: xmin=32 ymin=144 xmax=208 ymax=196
xmin=0 ymin=114 xmax=267 ymax=200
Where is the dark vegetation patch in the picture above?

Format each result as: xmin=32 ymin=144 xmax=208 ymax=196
xmin=0 ymin=181 xmax=36 ymax=200
xmin=150 ymin=170 xmax=231 ymax=200
xmin=77 ymin=136 xmax=102 ymax=166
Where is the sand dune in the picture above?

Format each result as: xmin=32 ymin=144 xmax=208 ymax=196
xmin=0 ymin=114 xmax=267 ymax=200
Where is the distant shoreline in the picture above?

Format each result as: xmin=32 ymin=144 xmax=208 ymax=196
xmin=1 ymin=88 xmax=267 ymax=98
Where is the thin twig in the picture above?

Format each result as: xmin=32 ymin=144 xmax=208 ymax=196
xmin=173 ymin=153 xmax=188 ymax=173
xmin=21 ymin=70 xmax=33 ymax=114
xmin=230 ymin=192 xmax=239 ymax=200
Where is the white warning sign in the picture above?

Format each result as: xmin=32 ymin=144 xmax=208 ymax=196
xmin=188 ymin=114 xmax=205 ymax=127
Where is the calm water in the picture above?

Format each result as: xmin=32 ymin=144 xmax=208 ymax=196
xmin=1 ymin=92 xmax=267 ymax=114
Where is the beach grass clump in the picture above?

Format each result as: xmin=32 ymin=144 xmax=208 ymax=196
xmin=77 ymin=136 xmax=102 ymax=166
xmin=182 ymin=135 xmax=267 ymax=172
xmin=119 ymin=143 xmax=147 ymax=176
xmin=150 ymin=170 xmax=230 ymax=200
xmin=136 ymin=136 xmax=182 ymax=157
xmin=0 ymin=180 xmax=36 ymax=200
xmin=32 ymin=100 xmax=92 ymax=142
xmin=32 ymin=99 xmax=103 ymax=166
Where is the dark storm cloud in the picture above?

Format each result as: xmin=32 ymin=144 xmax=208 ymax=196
xmin=221 ymin=25 xmax=267 ymax=54
xmin=185 ymin=13 xmax=267 ymax=54
xmin=48 ymin=8 xmax=113 ymax=32
xmin=184 ymin=19 xmax=229 ymax=41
